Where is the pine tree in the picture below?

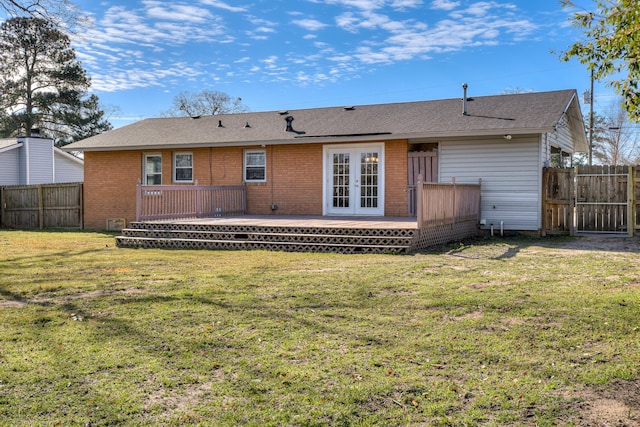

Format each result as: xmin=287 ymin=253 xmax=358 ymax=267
xmin=0 ymin=17 xmax=110 ymax=144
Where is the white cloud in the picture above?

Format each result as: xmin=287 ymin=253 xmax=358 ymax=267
xmin=430 ymin=0 xmax=460 ymax=11
xmin=91 ymin=62 xmax=205 ymax=92
xmin=197 ymin=0 xmax=247 ymax=12
xmin=73 ymin=0 xmax=547 ymax=95
xmin=292 ymin=19 xmax=329 ymax=31
xmin=144 ymin=2 xmax=214 ymax=23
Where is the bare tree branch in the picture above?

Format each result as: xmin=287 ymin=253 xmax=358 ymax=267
xmin=0 ymin=0 xmax=81 ymax=31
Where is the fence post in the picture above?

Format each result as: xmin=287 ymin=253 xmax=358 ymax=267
xmin=38 ymin=184 xmax=44 ymax=229
xmin=628 ymin=166 xmax=635 ymax=237
xmin=478 ymin=178 xmax=482 ymax=225
xmin=416 ymin=174 xmax=423 ymax=230
xmin=0 ymin=186 xmax=4 ymax=228
xmin=136 ymin=179 xmax=142 ymax=222
xmin=79 ymin=183 xmax=84 ymax=230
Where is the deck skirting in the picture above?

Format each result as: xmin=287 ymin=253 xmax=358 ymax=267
xmin=115 ymin=215 xmax=479 ymax=253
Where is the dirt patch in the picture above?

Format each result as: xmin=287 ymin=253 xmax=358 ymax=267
xmin=562 ymin=379 xmax=640 ymax=426
xmin=557 ymin=235 xmax=640 ymax=253
xmin=0 ymin=287 xmax=146 ymax=309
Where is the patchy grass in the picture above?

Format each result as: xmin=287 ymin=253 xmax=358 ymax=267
xmin=0 ymin=230 xmax=639 ymax=426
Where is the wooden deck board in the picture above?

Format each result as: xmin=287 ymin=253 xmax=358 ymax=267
xmin=150 ymin=215 xmax=418 ymax=230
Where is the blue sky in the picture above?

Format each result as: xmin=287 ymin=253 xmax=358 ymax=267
xmin=65 ymin=0 xmax=612 ymax=128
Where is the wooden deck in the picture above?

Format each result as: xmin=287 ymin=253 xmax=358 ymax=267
xmin=116 ymin=215 xmax=419 ymax=254
xmin=159 ymin=215 xmax=418 ymax=229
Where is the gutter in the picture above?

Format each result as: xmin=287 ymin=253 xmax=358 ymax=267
xmin=63 ymin=128 xmax=557 ymax=152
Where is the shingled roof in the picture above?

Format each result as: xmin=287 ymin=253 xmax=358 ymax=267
xmin=65 ymin=89 xmax=587 ymax=152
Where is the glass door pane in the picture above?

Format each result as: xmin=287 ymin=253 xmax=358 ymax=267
xmin=359 ymin=152 xmax=379 ymax=209
xmin=332 ymin=153 xmax=350 ymax=208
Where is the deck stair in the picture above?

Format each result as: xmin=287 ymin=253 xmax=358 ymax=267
xmin=116 ymin=221 xmax=417 ymax=254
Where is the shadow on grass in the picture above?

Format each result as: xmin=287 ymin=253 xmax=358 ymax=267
xmin=416 ymin=233 xmax=640 ymax=256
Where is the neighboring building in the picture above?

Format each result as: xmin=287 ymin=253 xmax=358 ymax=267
xmin=0 ymin=136 xmax=84 ymax=186
xmin=64 ymin=88 xmax=587 ymax=232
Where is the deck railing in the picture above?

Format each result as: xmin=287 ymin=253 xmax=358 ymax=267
xmin=413 ymin=176 xmax=482 ymax=249
xmin=136 ymin=180 xmax=246 ymax=222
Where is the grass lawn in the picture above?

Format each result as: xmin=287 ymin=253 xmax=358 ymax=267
xmin=0 ymin=230 xmax=638 ymax=426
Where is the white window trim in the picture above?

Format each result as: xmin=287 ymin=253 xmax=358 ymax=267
xmin=143 ymin=153 xmax=162 ymax=186
xmin=173 ymin=151 xmax=194 ymax=183
xmin=243 ymin=148 xmax=267 ymax=183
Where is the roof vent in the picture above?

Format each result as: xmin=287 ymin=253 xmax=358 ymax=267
xmin=462 ymin=83 xmax=468 ymax=116
xmin=343 ymin=106 xmax=355 ymax=111
xmin=284 ymin=116 xmax=294 ymax=132
xmin=278 ymin=111 xmax=289 ymax=115
xmin=217 ymin=120 xmax=224 ymax=128
xmin=244 ymin=122 xmax=251 ymax=128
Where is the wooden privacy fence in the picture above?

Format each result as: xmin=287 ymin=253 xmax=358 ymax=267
xmin=1 ymin=182 xmax=83 ymax=229
xmin=542 ymin=165 xmax=638 ymax=236
xmin=541 ymin=168 xmax=574 ymax=235
xmin=412 ymin=176 xmax=482 ymax=249
xmin=136 ymin=180 xmax=246 ymax=222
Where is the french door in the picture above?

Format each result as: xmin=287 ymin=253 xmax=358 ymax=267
xmin=324 ymin=144 xmax=384 ymax=216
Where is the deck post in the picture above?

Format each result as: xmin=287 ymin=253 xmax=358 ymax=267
xmin=195 ymin=180 xmax=202 ymax=218
xmin=242 ymin=182 xmax=247 ymax=214
xmin=136 ymin=179 xmax=142 ymax=222
xmin=416 ymin=174 xmax=424 ymax=231
xmin=451 ymin=177 xmax=456 ymax=229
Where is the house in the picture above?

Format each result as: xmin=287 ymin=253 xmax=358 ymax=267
xmin=64 ymin=88 xmax=587 ymax=233
xmin=0 ymin=135 xmax=84 ymax=186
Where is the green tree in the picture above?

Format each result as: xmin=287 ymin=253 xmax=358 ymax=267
xmin=0 ymin=17 xmax=111 ymax=145
xmin=561 ymin=0 xmax=640 ymax=121
xmin=162 ymin=90 xmax=248 ymax=117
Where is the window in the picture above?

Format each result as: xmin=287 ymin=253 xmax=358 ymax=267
xmin=244 ymin=149 xmax=266 ymax=182
xmin=173 ymin=152 xmax=193 ymax=183
xmin=144 ymin=154 xmax=162 ymax=185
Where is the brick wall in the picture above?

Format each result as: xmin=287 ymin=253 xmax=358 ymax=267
xmin=83 ymin=151 xmax=140 ymax=230
xmin=83 ymin=140 xmax=410 ymax=229
xmin=384 ymin=139 xmax=409 ymax=216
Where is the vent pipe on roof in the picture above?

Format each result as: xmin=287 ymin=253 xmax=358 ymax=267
xmin=217 ymin=120 xmax=223 ymax=128
xmin=462 ymin=83 xmax=468 ymax=116
xmin=284 ymin=116 xmax=294 ymax=132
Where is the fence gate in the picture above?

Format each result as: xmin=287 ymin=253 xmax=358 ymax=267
xmin=575 ymin=165 xmax=629 ymax=234
xmin=407 ymin=151 xmax=437 ymax=216
xmin=542 ymin=166 xmax=638 ymax=236
xmin=541 ymin=168 xmax=574 ymax=236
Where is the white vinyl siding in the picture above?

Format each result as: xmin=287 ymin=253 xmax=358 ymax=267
xmin=439 ymin=136 xmax=542 ymax=231
xmin=0 ymin=149 xmax=19 ymax=185
xmin=54 ymin=150 xmax=84 ymax=183
xmin=29 ymin=139 xmax=54 ymax=184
